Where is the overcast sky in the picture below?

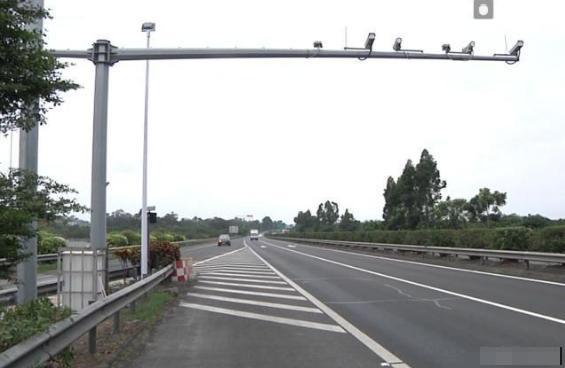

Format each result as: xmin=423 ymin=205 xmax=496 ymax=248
xmin=1 ymin=0 xmax=564 ymax=223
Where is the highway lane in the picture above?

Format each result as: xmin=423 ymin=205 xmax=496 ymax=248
xmin=180 ymin=238 xmax=245 ymax=263
xmin=260 ymin=237 xmax=565 ymax=320
xmin=250 ymin=237 xmax=565 ymax=368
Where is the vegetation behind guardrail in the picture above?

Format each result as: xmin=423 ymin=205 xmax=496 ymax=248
xmin=0 ymin=265 xmax=173 ymax=368
xmin=275 ymin=226 xmax=565 ymax=253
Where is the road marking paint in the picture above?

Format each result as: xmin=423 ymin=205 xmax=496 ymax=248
xmin=261 ymin=240 xmax=565 ymax=326
xmin=199 ymin=280 xmax=295 ymax=291
xmin=247 ymin=241 xmax=410 ymax=367
xmin=198 ymin=269 xmax=275 ymax=275
xmin=198 ymin=275 xmax=287 ymax=284
xmin=196 ymin=264 xmax=270 ymax=269
xmin=195 ymin=266 xmax=273 ymax=272
xmin=288 ymin=244 xmax=296 ymax=248
xmin=179 ymin=302 xmax=344 ymax=333
xmin=270 ymin=239 xmax=565 ymax=288
xmin=194 ymin=286 xmax=306 ymax=300
xmin=260 ymin=245 xmax=266 ymax=248
xmin=193 ymin=246 xmax=247 ymax=266
xmin=187 ymin=293 xmax=322 ymax=313
xmin=197 ymin=272 xmax=281 ymax=279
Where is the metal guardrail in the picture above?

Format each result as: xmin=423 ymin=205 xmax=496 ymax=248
xmin=272 ymin=236 xmax=565 ymax=267
xmin=0 ymin=264 xmax=173 ymax=368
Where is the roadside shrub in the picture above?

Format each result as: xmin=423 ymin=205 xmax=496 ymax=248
xmin=172 ymin=234 xmax=186 ymax=242
xmin=113 ymin=241 xmax=180 ymax=270
xmin=276 ymin=226 xmax=563 ymax=253
xmin=107 ymin=233 xmax=129 ymax=248
xmin=0 ymin=298 xmax=73 ymax=366
xmin=38 ymin=231 xmax=66 ymax=254
xmin=154 ymin=233 xmax=175 ymax=242
xmin=493 ymin=227 xmax=533 ymax=251
xmin=150 ymin=241 xmax=181 ymax=269
xmin=532 ymin=225 xmax=565 ymax=253
xmin=121 ymin=230 xmax=141 ymax=245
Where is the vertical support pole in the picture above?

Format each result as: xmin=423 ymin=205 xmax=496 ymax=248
xmin=16 ymin=0 xmax=44 ymax=305
xmin=141 ymin=30 xmax=152 ymax=279
xmin=89 ymin=39 xmax=115 ymax=302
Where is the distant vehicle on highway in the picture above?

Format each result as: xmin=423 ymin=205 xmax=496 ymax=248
xmin=249 ymin=229 xmax=259 ymax=240
xmin=217 ymin=234 xmax=231 ymax=246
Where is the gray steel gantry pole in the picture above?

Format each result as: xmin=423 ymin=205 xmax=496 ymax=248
xmin=88 ymin=40 xmax=116 ymax=301
xmin=16 ymin=0 xmax=45 ymax=305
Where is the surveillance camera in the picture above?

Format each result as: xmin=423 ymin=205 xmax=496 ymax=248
xmin=462 ymin=41 xmax=475 ymax=54
xmin=393 ymin=38 xmax=402 ymax=51
xmin=364 ymin=33 xmax=376 ymax=50
xmin=508 ymin=40 xmax=524 ymax=56
xmin=442 ymin=44 xmax=451 ymax=53
xmin=313 ymin=41 xmax=323 ymax=49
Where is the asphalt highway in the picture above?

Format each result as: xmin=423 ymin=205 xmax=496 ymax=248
xmin=129 ymin=236 xmax=565 ymax=368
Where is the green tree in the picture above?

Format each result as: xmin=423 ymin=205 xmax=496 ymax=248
xmin=0 ymin=0 xmax=78 ymax=133
xmin=293 ymin=210 xmax=318 ymax=232
xmin=316 ymin=201 xmax=340 ymax=230
xmin=382 ymin=150 xmax=446 ymax=229
xmin=434 ymin=197 xmax=469 ymax=228
xmin=522 ymin=214 xmax=551 ymax=229
xmin=339 ymin=209 xmax=358 ymax=231
xmin=414 ymin=149 xmax=446 ymax=227
xmin=466 ymin=188 xmax=507 ymax=224
xmin=0 ymin=170 xmax=86 ymax=278
xmin=261 ymin=216 xmax=274 ymax=230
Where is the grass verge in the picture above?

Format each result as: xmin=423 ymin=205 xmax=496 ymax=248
xmin=71 ymin=285 xmax=178 ymax=368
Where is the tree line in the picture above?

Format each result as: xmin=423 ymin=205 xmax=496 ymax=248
xmin=383 ymin=149 xmax=508 ymax=230
xmin=293 ymin=149 xmax=563 ymax=232
xmin=42 ymin=210 xmax=286 ymax=240
xmin=294 ymin=201 xmax=358 ymax=232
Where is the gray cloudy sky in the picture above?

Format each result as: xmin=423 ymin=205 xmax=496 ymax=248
xmin=1 ymin=0 xmax=564 ymax=223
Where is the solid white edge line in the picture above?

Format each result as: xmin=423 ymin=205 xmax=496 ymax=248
xmin=187 ymin=292 xmax=323 ymax=313
xmin=246 ymin=240 xmax=410 ymax=368
xmin=261 ymin=240 xmax=565 ymax=326
xmin=270 ymin=238 xmax=565 ymax=288
xmin=179 ymin=302 xmax=344 ymax=333
xmin=193 ymin=246 xmax=248 ymax=266
xmin=198 ymin=280 xmax=295 ymax=291
xmin=198 ymin=276 xmax=287 ymax=285
xmin=194 ymin=286 xmax=306 ymax=300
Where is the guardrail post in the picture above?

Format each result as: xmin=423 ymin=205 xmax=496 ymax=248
xmin=524 ymin=260 xmax=530 ymax=270
xmin=481 ymin=256 xmax=486 ymax=265
xmin=113 ymin=311 xmax=120 ymax=334
xmin=88 ymin=301 xmax=97 ymax=354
